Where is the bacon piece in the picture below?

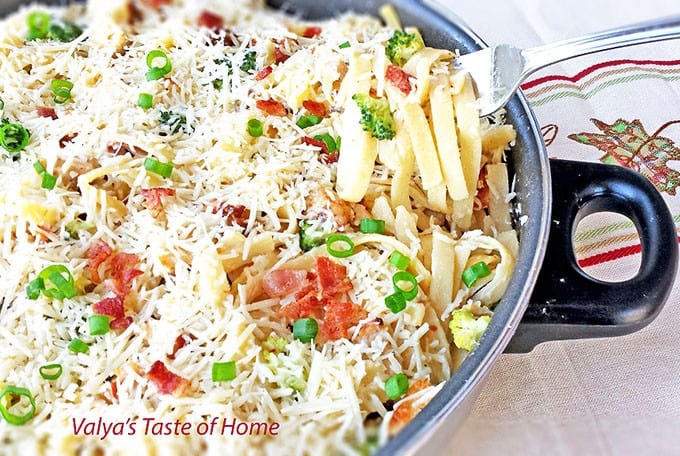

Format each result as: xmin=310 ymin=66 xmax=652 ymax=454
xmin=140 ymin=0 xmax=171 ymax=9
xmin=302 ymin=26 xmax=321 ymax=38
xmin=140 ymin=187 xmax=175 ymax=211
xmin=256 ymin=99 xmax=287 ymax=116
xmin=255 ymin=66 xmax=273 ymax=81
xmin=385 ymin=65 xmax=413 ymax=95
xmin=127 ymin=1 xmax=143 ymax=24
xmin=320 ymin=152 xmax=339 ymax=165
xmin=319 ymin=301 xmax=367 ymax=342
xmin=167 ymin=333 xmax=195 ymax=360
xmin=93 ymin=296 xmax=125 ymax=319
xmin=263 ymin=269 xmax=312 ymax=298
xmin=106 ymin=253 xmax=143 ymax=298
xmin=388 ymin=379 xmax=432 ymax=435
xmin=274 ymin=47 xmax=290 ymax=64
xmin=215 ymin=204 xmax=250 ymax=228
xmin=88 ymin=240 xmax=113 ymax=283
xmin=302 ymin=136 xmax=329 ymax=153
xmin=197 ymin=10 xmax=223 ymax=29
xmin=302 ymin=100 xmax=328 ymax=117
xmin=109 ymin=379 xmax=118 ymax=403
xmin=59 ymin=133 xmax=78 ymax=148
xmin=146 ymin=361 xmax=190 ymax=396
xmin=315 ymin=257 xmax=352 ymax=298
xmin=110 ymin=316 xmax=133 ymax=331
xmin=37 ymin=106 xmax=57 ymax=120
xmin=278 ymin=292 xmax=324 ymax=320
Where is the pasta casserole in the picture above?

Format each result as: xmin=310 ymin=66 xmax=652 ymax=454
xmin=0 ymin=0 xmax=518 ymax=454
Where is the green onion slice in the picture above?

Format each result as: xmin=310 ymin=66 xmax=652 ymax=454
xmin=26 ymin=277 xmax=45 ymax=300
xmin=39 ymin=364 xmax=63 ymax=380
xmin=359 ymin=218 xmax=385 ymax=234
xmin=0 ymin=123 xmax=30 ymax=156
xmin=68 ymin=338 xmax=89 ymax=354
xmin=89 ymin=315 xmax=110 ymax=336
xmin=292 ymin=318 xmax=319 ymax=343
xmin=212 ymin=361 xmax=237 ymax=382
xmin=145 ymin=50 xmax=172 ymax=81
xmin=27 ymin=11 xmax=50 ymax=40
xmin=37 ymin=265 xmax=77 ymax=300
xmin=51 ymin=79 xmax=74 ymax=104
xmin=384 ymin=292 xmax=406 ymax=314
xmin=392 ymin=271 xmax=418 ymax=301
xmin=247 ymin=118 xmax=263 ymax=137
xmin=143 ymin=157 xmax=174 ymax=178
xmin=40 ymin=172 xmax=57 ymax=190
xmin=138 ymin=93 xmax=153 ymax=109
xmin=384 ymin=373 xmax=409 ymax=400
xmin=0 ymin=386 xmax=36 ymax=426
xmin=339 ymin=41 xmax=351 ymax=49
xmin=296 ymin=115 xmax=322 ymax=129
xmin=313 ymin=133 xmax=338 ymax=153
xmin=326 ymin=234 xmax=355 ymax=258
xmin=389 ymin=251 xmax=410 ymax=270
xmin=461 ymin=261 xmax=492 ymax=288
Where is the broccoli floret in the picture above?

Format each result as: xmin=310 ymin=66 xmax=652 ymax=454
xmin=385 ymin=30 xmax=424 ymax=67
xmin=261 ymin=335 xmax=307 ymax=393
xmin=448 ymin=308 xmax=490 ymax=351
xmin=352 ymin=94 xmax=396 ymax=141
xmin=299 ymin=220 xmax=326 ymax=252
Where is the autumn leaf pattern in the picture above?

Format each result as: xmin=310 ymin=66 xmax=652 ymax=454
xmin=568 ymin=118 xmax=680 ymax=195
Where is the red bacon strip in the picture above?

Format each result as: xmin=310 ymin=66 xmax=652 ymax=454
xmin=93 ymin=296 xmax=125 ymax=319
xmin=319 ymin=301 xmax=367 ymax=342
xmin=37 ymin=106 xmax=57 ymax=120
xmin=256 ymin=99 xmax=287 ymax=116
xmin=255 ymin=66 xmax=273 ymax=81
xmin=302 ymin=136 xmax=329 ymax=153
xmin=302 ymin=100 xmax=328 ymax=117
xmin=146 ymin=361 xmax=190 ymax=396
xmin=386 ymin=65 xmax=413 ymax=95
xmin=88 ymin=240 xmax=113 ymax=284
xmin=316 ymin=257 xmax=353 ymax=298
xmin=106 ymin=253 xmax=143 ymax=299
xmin=274 ymin=47 xmax=290 ymax=64
xmin=302 ymin=26 xmax=321 ymax=38
xmin=263 ymin=269 xmax=313 ymax=298
xmin=167 ymin=333 xmax=195 ymax=360
xmin=140 ymin=187 xmax=176 ymax=211
xmin=197 ymin=10 xmax=223 ymax=29
xmin=141 ymin=0 xmax=171 ymax=9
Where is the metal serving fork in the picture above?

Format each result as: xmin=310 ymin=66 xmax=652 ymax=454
xmin=455 ymin=15 xmax=680 ymax=116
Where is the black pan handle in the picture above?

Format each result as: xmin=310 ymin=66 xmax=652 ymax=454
xmin=506 ymin=159 xmax=678 ymax=353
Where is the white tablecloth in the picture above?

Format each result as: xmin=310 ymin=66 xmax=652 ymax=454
xmin=439 ymin=1 xmax=680 ymax=454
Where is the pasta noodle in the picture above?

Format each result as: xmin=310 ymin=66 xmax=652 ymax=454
xmin=0 ymin=1 xmax=518 ymax=454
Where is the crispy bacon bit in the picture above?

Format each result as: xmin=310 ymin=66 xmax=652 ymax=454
xmin=197 ymin=10 xmax=223 ymax=29
xmin=167 ymin=333 xmax=195 ymax=360
xmin=59 ymin=133 xmax=78 ymax=148
xmin=316 ymin=257 xmax=352 ymax=298
xmin=93 ymin=296 xmax=125 ymax=319
xmin=108 ymin=379 xmax=118 ymax=403
xmin=320 ymin=152 xmax=339 ymax=165
xmin=319 ymin=301 xmax=367 ymax=342
xmin=386 ymin=65 xmax=413 ymax=95
xmin=263 ymin=269 xmax=312 ymax=298
xmin=256 ymin=99 xmax=287 ymax=116
xmin=88 ymin=240 xmax=113 ymax=283
xmin=37 ymin=106 xmax=57 ymax=120
xmin=302 ymin=136 xmax=328 ymax=153
xmin=110 ymin=316 xmax=133 ymax=331
xmin=388 ymin=379 xmax=432 ymax=435
xmin=140 ymin=187 xmax=176 ymax=211
xmin=278 ymin=292 xmax=324 ymax=320
xmin=215 ymin=204 xmax=250 ymax=228
xmin=274 ymin=47 xmax=290 ymax=64
xmin=302 ymin=100 xmax=328 ymax=117
xmin=106 ymin=253 xmax=143 ymax=298
xmin=476 ymin=166 xmax=490 ymax=210
xmin=146 ymin=361 xmax=190 ymax=396
xmin=140 ymin=0 xmax=171 ymax=9
xmin=255 ymin=66 xmax=273 ymax=81
xmin=302 ymin=26 xmax=321 ymax=38
xmin=127 ymin=1 xmax=143 ymax=24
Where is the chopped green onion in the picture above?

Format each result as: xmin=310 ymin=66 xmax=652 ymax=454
xmin=296 ymin=115 xmax=322 ymax=129
xmin=392 ymin=271 xmax=418 ymax=300
xmin=359 ymin=218 xmax=385 ymax=234
xmin=339 ymin=41 xmax=351 ymax=49
xmin=247 ymin=118 xmax=263 ymax=137
xmin=0 ymin=97 xmax=4 ymax=110
xmin=0 ymin=386 xmax=36 ymax=426
xmin=313 ymin=133 xmax=338 ymax=153
xmin=89 ymin=315 xmax=110 ymax=336
xmin=0 ymin=122 xmax=30 ymax=156
xmin=68 ymin=338 xmax=89 ymax=354
xmin=39 ymin=364 xmax=63 ymax=380
xmin=143 ymin=157 xmax=174 ymax=178
xmin=26 ymin=11 xmax=50 ymax=40
xmin=212 ymin=361 xmax=237 ymax=382
xmin=33 ymin=161 xmax=45 ymax=174
xmin=138 ymin=93 xmax=153 ymax=109
xmin=326 ymin=234 xmax=355 ymax=258
xmin=47 ymin=19 xmax=83 ymax=43
xmin=65 ymin=219 xmax=95 ymax=240
xmin=389 ymin=251 xmax=410 ymax=270
xmin=145 ymin=50 xmax=172 ymax=81
xmin=384 ymin=292 xmax=406 ymax=314
xmin=34 ymin=162 xmax=57 ymax=189
xmin=51 ymin=79 xmax=73 ymax=104
xmin=26 ymin=277 xmax=44 ymax=300
xmin=28 ymin=265 xmax=77 ymax=300
xmin=461 ymin=261 xmax=492 ymax=288
xmin=292 ymin=318 xmax=319 ymax=343
xmin=384 ymin=373 xmax=409 ymax=400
